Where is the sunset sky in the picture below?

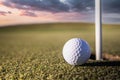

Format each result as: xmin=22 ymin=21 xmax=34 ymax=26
xmin=0 ymin=0 xmax=120 ymax=26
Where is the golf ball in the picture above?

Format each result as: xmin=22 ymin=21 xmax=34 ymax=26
xmin=62 ymin=38 xmax=91 ymax=65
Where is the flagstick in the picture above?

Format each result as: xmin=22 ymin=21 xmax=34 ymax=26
xmin=95 ymin=0 xmax=102 ymax=60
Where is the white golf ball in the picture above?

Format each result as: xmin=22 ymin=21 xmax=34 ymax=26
xmin=62 ymin=38 xmax=91 ymax=65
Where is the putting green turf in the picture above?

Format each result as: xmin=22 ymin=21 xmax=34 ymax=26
xmin=0 ymin=23 xmax=120 ymax=80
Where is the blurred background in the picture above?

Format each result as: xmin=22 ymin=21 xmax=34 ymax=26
xmin=0 ymin=0 xmax=120 ymax=26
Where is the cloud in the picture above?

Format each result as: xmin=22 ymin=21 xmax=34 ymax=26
xmin=0 ymin=10 xmax=12 ymax=16
xmin=20 ymin=11 xmax=37 ymax=17
xmin=102 ymin=0 xmax=120 ymax=13
xmin=1 ymin=0 xmax=95 ymax=13
xmin=1 ymin=0 xmax=120 ymax=24
xmin=2 ymin=0 xmax=120 ymax=14
xmin=103 ymin=13 xmax=120 ymax=24
xmin=60 ymin=0 xmax=94 ymax=12
xmin=2 ymin=0 xmax=69 ymax=12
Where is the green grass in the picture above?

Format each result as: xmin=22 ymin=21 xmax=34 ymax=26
xmin=0 ymin=23 xmax=120 ymax=80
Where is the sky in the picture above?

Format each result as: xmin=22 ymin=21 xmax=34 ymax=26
xmin=0 ymin=0 xmax=120 ymax=26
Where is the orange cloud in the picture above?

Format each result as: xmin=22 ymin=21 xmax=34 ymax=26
xmin=20 ymin=10 xmax=37 ymax=17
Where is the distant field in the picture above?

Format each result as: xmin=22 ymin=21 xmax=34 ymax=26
xmin=0 ymin=23 xmax=120 ymax=80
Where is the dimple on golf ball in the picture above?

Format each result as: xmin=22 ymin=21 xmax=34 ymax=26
xmin=62 ymin=38 xmax=91 ymax=65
